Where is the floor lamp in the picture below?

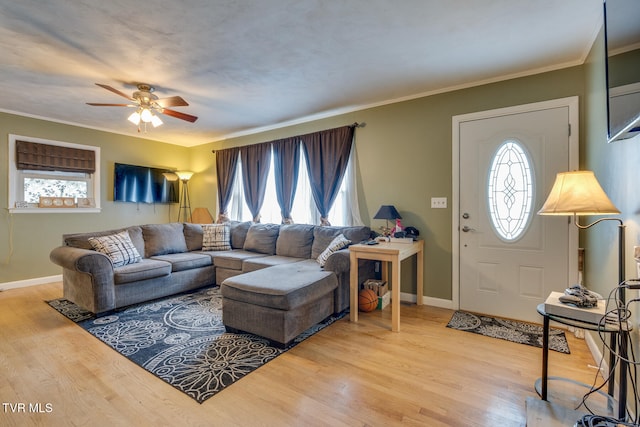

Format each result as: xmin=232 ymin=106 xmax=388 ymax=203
xmin=538 ymin=170 xmax=627 ymax=421
xmin=176 ymin=171 xmax=194 ymax=222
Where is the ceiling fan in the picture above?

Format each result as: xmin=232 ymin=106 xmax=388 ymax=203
xmin=87 ymin=83 xmax=198 ymax=130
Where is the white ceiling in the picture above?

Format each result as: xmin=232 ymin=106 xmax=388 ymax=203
xmin=0 ymin=0 xmax=603 ymax=147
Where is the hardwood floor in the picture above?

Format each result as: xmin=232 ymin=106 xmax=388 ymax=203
xmin=0 ymin=282 xmax=603 ymax=426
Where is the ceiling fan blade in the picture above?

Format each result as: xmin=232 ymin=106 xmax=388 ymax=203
xmin=86 ymin=103 xmax=133 ymax=107
xmin=95 ymin=83 xmax=134 ymax=101
xmin=156 ymin=96 xmax=189 ymax=108
xmin=160 ymin=108 xmax=198 ymax=123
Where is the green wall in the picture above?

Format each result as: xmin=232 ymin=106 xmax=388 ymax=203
xmin=1 ymin=65 xmax=588 ymax=300
xmin=0 ymin=114 xmax=191 ymax=284
xmin=195 ymin=66 xmax=587 ymax=301
xmin=584 ymin=28 xmax=640 ymax=297
xmin=583 ymin=27 xmax=640 ymax=412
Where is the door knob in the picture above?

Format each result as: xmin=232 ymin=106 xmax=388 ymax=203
xmin=462 ymin=213 xmax=470 ymax=219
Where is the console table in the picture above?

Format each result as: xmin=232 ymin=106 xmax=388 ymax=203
xmin=349 ymin=240 xmax=424 ymax=332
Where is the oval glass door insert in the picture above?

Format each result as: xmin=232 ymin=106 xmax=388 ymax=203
xmin=487 ymin=140 xmax=534 ymax=241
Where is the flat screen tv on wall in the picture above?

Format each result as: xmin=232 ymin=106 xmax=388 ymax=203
xmin=604 ymin=0 xmax=640 ymax=142
xmin=113 ymin=163 xmax=179 ymax=204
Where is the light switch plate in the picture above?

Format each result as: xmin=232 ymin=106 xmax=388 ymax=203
xmin=431 ymin=197 xmax=447 ymax=208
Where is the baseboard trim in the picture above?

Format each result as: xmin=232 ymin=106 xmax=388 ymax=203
xmin=400 ymin=292 xmax=454 ymax=309
xmin=585 ymin=330 xmax=608 ymax=377
xmin=0 ymin=275 xmax=62 ymax=291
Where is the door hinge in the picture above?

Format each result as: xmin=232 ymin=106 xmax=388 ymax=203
xmin=568 ymin=124 xmax=572 ymax=137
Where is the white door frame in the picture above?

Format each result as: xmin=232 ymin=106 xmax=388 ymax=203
xmin=451 ymin=96 xmax=580 ymax=310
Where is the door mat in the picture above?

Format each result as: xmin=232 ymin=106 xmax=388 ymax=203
xmin=447 ymin=310 xmax=570 ymax=354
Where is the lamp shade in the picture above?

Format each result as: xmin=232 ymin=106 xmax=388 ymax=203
xmin=127 ymin=111 xmax=141 ymax=125
xmin=162 ymin=172 xmax=179 ymax=182
xmin=538 ymin=171 xmax=620 ymax=216
xmin=373 ymin=205 xmax=402 ymax=220
xmin=175 ymin=171 xmax=194 ymax=181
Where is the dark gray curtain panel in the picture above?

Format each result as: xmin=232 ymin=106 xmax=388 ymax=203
xmin=240 ymin=142 xmax=272 ymax=222
xmin=215 ymin=147 xmax=240 ymax=223
xmin=272 ymin=137 xmax=301 ymax=224
xmin=301 ymin=125 xmax=354 ymax=225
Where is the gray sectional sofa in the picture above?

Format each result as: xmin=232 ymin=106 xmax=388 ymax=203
xmin=50 ymin=221 xmax=373 ymax=345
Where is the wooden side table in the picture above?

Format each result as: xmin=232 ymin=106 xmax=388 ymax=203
xmin=349 ymin=240 xmax=424 ymax=332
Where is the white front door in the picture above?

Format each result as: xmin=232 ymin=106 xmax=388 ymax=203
xmin=454 ymin=98 xmax=578 ymax=323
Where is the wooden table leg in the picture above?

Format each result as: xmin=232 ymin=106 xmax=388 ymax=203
xmin=350 ymin=251 xmax=358 ymax=323
xmin=391 ymin=257 xmax=400 ymax=332
xmin=416 ymin=249 xmax=423 ymax=305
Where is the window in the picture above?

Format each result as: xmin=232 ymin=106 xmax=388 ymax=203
xmin=227 ymin=145 xmax=360 ymax=226
xmin=8 ymin=135 xmax=101 ymax=212
xmin=487 ymin=139 xmax=534 ymax=241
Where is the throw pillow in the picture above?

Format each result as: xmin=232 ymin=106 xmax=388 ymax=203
xmin=202 ymin=224 xmax=231 ymax=251
xmin=141 ymin=223 xmax=188 ymax=257
xmin=316 ymin=233 xmax=350 ymax=267
xmin=243 ymin=223 xmax=280 ymax=255
xmin=89 ymin=230 xmax=142 ymax=267
xmin=275 ymin=224 xmax=315 ymax=258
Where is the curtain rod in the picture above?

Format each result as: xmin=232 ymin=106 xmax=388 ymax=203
xmin=211 ymin=122 xmax=366 ymax=154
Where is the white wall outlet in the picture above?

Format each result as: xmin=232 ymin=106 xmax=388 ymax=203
xmin=431 ymin=197 xmax=447 ymax=209
xmin=634 ymin=246 xmax=640 ymax=277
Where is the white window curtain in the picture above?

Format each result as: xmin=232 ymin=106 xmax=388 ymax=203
xmin=338 ymin=144 xmax=363 ymax=226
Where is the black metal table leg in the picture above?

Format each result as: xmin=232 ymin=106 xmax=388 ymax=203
xmin=542 ymin=314 xmax=549 ymax=401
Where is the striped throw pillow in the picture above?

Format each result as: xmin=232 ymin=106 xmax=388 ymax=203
xmin=317 ymin=233 xmax=350 ymax=267
xmin=89 ymin=231 xmax=142 ymax=267
xmin=202 ymin=224 xmax=231 ymax=251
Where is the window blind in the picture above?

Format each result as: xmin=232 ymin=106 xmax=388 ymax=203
xmin=16 ymin=140 xmax=96 ymax=173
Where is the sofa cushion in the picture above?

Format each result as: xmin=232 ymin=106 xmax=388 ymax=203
xmin=242 ymin=255 xmax=305 ymax=273
xmin=183 ymin=223 xmax=204 ymax=251
xmin=221 ymin=262 xmax=338 ymax=310
xmin=229 ymin=221 xmax=252 ymax=249
xmin=311 ymin=226 xmax=370 ymax=259
xmin=202 ymin=224 xmax=231 ymax=251
xmin=316 ymin=233 xmax=350 ymax=267
xmin=142 ymin=223 xmax=188 ymax=257
xmin=207 ymin=250 xmax=268 ymax=270
xmin=63 ymin=226 xmax=144 ymax=256
xmin=275 ymin=224 xmax=315 ymax=258
xmin=113 ymin=259 xmax=172 ymax=285
xmin=243 ymin=223 xmax=280 ymax=255
xmin=88 ymin=230 xmax=142 ymax=267
xmin=151 ymin=252 xmax=213 ymax=272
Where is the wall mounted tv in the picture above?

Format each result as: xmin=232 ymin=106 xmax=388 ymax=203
xmin=113 ymin=163 xmax=179 ymax=204
xmin=604 ymin=0 xmax=640 ymax=142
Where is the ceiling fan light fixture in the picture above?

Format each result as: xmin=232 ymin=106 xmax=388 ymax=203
xmin=140 ymin=108 xmax=153 ymax=123
xmin=89 ymin=83 xmax=198 ymax=128
xmin=151 ymin=114 xmax=163 ymax=127
xmin=128 ymin=111 xmax=141 ymax=125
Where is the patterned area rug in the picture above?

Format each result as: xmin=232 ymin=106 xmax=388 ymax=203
xmin=446 ymin=310 xmax=570 ymax=354
xmin=47 ymin=286 xmax=345 ymax=403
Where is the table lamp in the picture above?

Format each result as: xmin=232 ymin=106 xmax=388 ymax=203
xmin=373 ymin=205 xmax=402 ymax=236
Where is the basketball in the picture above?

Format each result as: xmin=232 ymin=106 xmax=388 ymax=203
xmin=358 ymin=289 xmax=378 ymax=312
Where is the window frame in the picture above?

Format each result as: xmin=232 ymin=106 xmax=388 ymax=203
xmin=8 ymin=134 xmax=101 ymax=213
